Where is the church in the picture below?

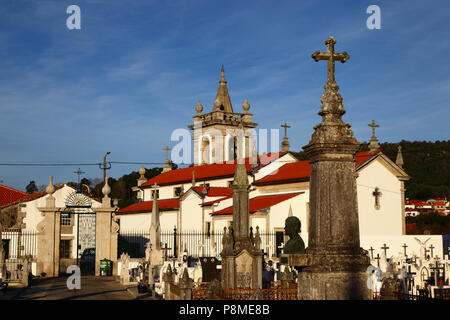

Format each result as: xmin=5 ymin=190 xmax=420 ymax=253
xmin=116 ymin=67 xmax=447 ymax=261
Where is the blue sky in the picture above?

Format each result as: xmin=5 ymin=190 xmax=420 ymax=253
xmin=0 ymin=0 xmax=449 ymax=190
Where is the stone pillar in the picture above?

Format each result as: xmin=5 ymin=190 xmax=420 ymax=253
xmin=221 ymin=145 xmax=262 ymax=290
xmin=94 ymin=177 xmax=119 ymax=276
xmin=36 ymin=176 xmax=61 ymax=277
xmin=179 ymin=268 xmax=194 ymax=300
xmin=298 ymin=37 xmax=370 ymax=300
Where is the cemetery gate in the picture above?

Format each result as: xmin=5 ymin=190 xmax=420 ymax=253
xmin=60 ymin=191 xmax=96 ymax=276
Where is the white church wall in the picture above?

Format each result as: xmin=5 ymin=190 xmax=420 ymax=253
xmin=181 ymin=192 xmax=203 ymax=230
xmin=357 ymin=159 xmax=403 ymax=236
xmin=119 ymin=212 xmax=150 ymax=231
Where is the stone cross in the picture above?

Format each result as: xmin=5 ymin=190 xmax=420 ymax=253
xmin=381 ymin=244 xmax=390 ymax=257
xmin=74 ymin=168 xmax=85 ymax=189
xmin=369 ymin=247 xmax=375 ymax=260
xmin=402 ymin=243 xmax=408 ymax=257
xmin=281 ymin=123 xmax=291 ymax=139
xmin=429 ymin=244 xmax=435 ymax=257
xmin=368 ymin=120 xmax=379 ymax=137
xmin=430 ymin=261 xmax=444 ymax=286
xmin=312 ymin=36 xmax=350 ymax=84
xmin=373 ymin=187 xmax=382 ymax=210
xmin=374 ymin=254 xmax=381 ymax=267
xmin=161 ymin=243 xmax=171 ymax=261
xmin=278 ymin=242 xmax=285 ymax=256
xmin=163 ymin=146 xmax=171 ymax=161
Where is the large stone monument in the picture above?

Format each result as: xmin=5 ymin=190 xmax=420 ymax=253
xmin=298 ymin=37 xmax=370 ymax=299
xmin=221 ymin=126 xmax=262 ymax=290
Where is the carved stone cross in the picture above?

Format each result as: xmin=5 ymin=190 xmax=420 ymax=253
xmin=281 ymin=123 xmax=291 ymax=138
xmin=368 ymin=120 xmax=379 ymax=137
xmin=373 ymin=187 xmax=382 ymax=210
xmin=312 ymin=36 xmax=350 ymax=84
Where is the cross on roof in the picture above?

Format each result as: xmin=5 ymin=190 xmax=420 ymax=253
xmin=369 ymin=120 xmax=379 ymax=137
xmin=312 ymin=36 xmax=349 ymax=84
xmin=163 ymin=146 xmax=171 ymax=162
xmin=281 ymin=123 xmax=291 ymax=138
xmin=381 ymin=243 xmax=390 ymax=257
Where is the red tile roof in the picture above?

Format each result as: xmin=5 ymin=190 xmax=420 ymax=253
xmin=254 ymin=150 xmax=380 ymax=186
xmin=202 ymin=196 xmax=232 ymax=207
xmin=211 ymin=192 xmax=303 ymax=216
xmin=141 ymin=152 xmax=284 ymax=188
xmin=193 ymin=186 xmax=233 ymax=197
xmin=1 ymin=185 xmax=65 ymax=209
xmin=0 ymin=184 xmax=28 ymax=207
xmin=117 ymin=198 xmax=180 ymax=214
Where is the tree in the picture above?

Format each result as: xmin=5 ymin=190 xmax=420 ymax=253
xmin=26 ymin=181 xmax=38 ymax=194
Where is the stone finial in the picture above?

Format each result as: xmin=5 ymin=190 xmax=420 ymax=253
xmin=195 ymin=101 xmax=203 ymax=116
xmin=254 ymin=226 xmax=261 ymax=251
xmin=45 ymin=175 xmax=55 ymax=196
xmin=242 ymin=99 xmax=250 ymax=113
xmin=396 ymin=145 xmax=404 ymax=168
xmin=202 ymin=182 xmax=208 ymax=195
xmin=102 ymin=177 xmax=111 ymax=197
xmin=137 ymin=165 xmax=147 ymax=186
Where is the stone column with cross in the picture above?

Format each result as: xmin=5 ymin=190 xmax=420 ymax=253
xmin=298 ymin=37 xmax=370 ymax=300
xmin=368 ymin=120 xmax=380 ymax=152
xmin=221 ymin=126 xmax=262 ymax=290
xmin=281 ymin=123 xmax=291 ymax=152
xmin=373 ymin=187 xmax=382 ymax=210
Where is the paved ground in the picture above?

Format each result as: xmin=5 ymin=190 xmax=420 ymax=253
xmin=16 ymin=276 xmax=137 ymax=300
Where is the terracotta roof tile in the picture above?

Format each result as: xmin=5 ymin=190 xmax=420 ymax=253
xmin=117 ymin=198 xmax=180 ymax=214
xmin=211 ymin=192 xmax=303 ymax=216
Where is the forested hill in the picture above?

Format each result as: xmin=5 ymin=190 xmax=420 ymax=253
xmin=293 ymin=140 xmax=450 ymax=201
xmin=378 ymin=140 xmax=450 ymax=200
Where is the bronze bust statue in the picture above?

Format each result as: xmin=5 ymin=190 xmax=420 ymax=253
xmin=283 ymin=216 xmax=306 ymax=254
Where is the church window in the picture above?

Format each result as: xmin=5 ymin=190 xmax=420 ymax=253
xmin=174 ymin=187 xmax=182 ymax=197
xmin=228 ymin=180 xmax=233 ymax=188
xmin=61 ymin=213 xmax=72 ymax=226
xmin=152 ymin=189 xmax=159 ymax=199
xmin=60 ymin=240 xmax=72 ymax=259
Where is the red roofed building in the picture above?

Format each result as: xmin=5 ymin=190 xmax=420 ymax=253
xmin=0 ymin=184 xmax=29 ymax=208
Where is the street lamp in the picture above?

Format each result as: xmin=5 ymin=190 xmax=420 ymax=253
xmin=99 ymin=152 xmax=111 ymax=183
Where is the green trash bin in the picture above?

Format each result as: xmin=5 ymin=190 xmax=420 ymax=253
xmin=100 ymin=259 xmax=112 ymax=276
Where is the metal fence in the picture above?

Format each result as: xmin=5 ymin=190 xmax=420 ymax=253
xmin=118 ymin=229 xmax=279 ymax=259
xmin=0 ymin=230 xmax=38 ymax=259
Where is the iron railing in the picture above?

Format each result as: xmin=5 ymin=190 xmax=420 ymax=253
xmin=118 ymin=230 xmax=279 ymax=259
xmin=0 ymin=230 xmax=37 ymax=259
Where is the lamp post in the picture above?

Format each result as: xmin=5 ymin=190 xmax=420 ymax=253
xmin=99 ymin=152 xmax=111 ymax=183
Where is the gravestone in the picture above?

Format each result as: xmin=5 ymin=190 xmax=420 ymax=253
xmin=200 ymin=257 xmax=221 ymax=282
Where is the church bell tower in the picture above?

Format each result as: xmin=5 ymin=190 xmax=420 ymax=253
xmin=188 ymin=66 xmax=258 ymax=165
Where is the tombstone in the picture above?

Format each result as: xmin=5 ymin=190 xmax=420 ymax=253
xmin=120 ymin=252 xmax=131 ymax=284
xmin=199 ymin=257 xmax=221 ymax=283
xmin=380 ymin=276 xmax=399 ymax=300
